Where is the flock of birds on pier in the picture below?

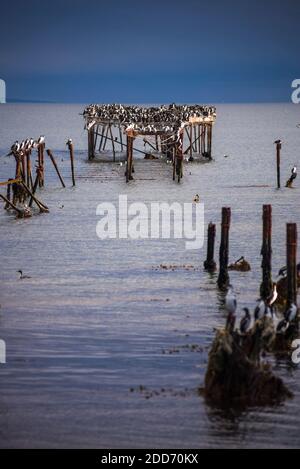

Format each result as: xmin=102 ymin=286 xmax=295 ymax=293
xmin=225 ymin=263 xmax=300 ymax=336
xmin=83 ymin=103 xmax=216 ymax=135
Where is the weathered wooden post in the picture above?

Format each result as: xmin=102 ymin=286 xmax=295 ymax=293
xmin=88 ymin=128 xmax=95 ymax=160
xmin=126 ymin=132 xmax=134 ymax=182
xmin=217 ymin=207 xmax=231 ymax=289
xmin=66 ymin=139 xmax=76 ymax=186
xmin=46 ymin=149 xmax=66 ymax=188
xmin=286 ymin=223 xmax=297 ymax=307
xmin=190 ymin=124 xmax=193 ymax=160
xmin=274 ymin=139 xmax=281 ymax=189
xmin=26 ymin=150 xmax=32 ymax=188
xmin=204 ymin=222 xmax=217 ymax=271
xmin=260 ymin=204 xmax=272 ymax=299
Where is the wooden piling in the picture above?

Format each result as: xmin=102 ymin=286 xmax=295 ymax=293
xmin=217 ymin=207 xmax=231 ymax=289
xmin=88 ymin=128 xmax=94 ymax=159
xmin=67 ymin=139 xmax=76 ymax=186
xmin=204 ymin=222 xmax=217 ymax=271
xmin=275 ymin=140 xmax=281 ymax=189
xmin=26 ymin=150 xmax=32 ymax=188
xmin=286 ymin=223 xmax=297 ymax=307
xmin=260 ymin=204 xmax=272 ymax=299
xmin=126 ymin=133 xmax=134 ymax=182
xmin=46 ymin=149 xmax=66 ymax=188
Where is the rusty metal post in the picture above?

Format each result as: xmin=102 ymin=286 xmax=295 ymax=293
xmin=204 ymin=222 xmax=217 ymax=271
xmin=217 ymin=207 xmax=231 ymax=289
xmin=66 ymin=139 xmax=75 ymax=186
xmin=260 ymin=204 xmax=272 ymax=299
xmin=46 ymin=149 xmax=66 ymax=188
xmin=286 ymin=223 xmax=297 ymax=307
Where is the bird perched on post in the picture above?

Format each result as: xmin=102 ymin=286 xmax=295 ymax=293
xmin=37 ymin=135 xmax=45 ymax=145
xmin=274 ymin=139 xmax=282 ymax=145
xmin=7 ymin=141 xmax=20 ymax=155
xmin=286 ymin=166 xmax=297 ymax=187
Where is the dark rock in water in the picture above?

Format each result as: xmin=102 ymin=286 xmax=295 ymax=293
xmin=144 ymin=154 xmax=158 ymax=160
xmin=204 ymin=319 xmax=293 ymax=408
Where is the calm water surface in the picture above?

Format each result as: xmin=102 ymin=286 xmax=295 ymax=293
xmin=0 ymin=103 xmax=299 ymax=448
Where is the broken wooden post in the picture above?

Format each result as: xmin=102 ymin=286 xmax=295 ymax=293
xmin=286 ymin=223 xmax=297 ymax=307
xmin=46 ymin=149 xmax=66 ymax=188
xmin=66 ymin=139 xmax=75 ymax=186
xmin=204 ymin=222 xmax=217 ymax=271
xmin=88 ymin=128 xmax=95 ymax=159
xmin=274 ymin=140 xmax=281 ymax=189
xmin=217 ymin=207 xmax=231 ymax=289
xmin=0 ymin=193 xmax=24 ymax=217
xmin=260 ymin=204 xmax=272 ymax=299
xmin=28 ymin=171 xmax=40 ymax=208
xmin=21 ymin=182 xmax=49 ymax=212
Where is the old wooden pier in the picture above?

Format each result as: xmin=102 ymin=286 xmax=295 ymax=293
xmin=83 ymin=103 xmax=216 ymax=183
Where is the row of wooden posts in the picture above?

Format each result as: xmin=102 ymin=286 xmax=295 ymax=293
xmin=0 ymin=139 xmax=76 ymax=217
xmin=204 ymin=205 xmax=298 ymax=307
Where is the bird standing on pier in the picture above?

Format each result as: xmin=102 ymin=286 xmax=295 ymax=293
xmin=37 ymin=135 xmax=45 ymax=145
xmin=17 ymin=270 xmax=31 ymax=279
xmin=240 ymin=308 xmax=251 ymax=334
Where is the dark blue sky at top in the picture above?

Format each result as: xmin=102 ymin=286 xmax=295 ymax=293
xmin=0 ymin=0 xmax=299 ymax=103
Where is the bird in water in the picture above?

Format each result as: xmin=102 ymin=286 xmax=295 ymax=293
xmin=223 ymin=154 xmax=229 ymax=158
xmin=193 ymin=194 xmax=200 ymax=203
xmin=225 ymin=285 xmax=237 ymax=314
xmin=17 ymin=270 xmax=31 ymax=279
xmin=240 ymin=307 xmax=251 ymax=334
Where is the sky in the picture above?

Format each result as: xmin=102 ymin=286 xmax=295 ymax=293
xmin=0 ymin=0 xmax=299 ymax=103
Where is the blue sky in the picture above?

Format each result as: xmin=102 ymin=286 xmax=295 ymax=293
xmin=0 ymin=0 xmax=299 ymax=102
